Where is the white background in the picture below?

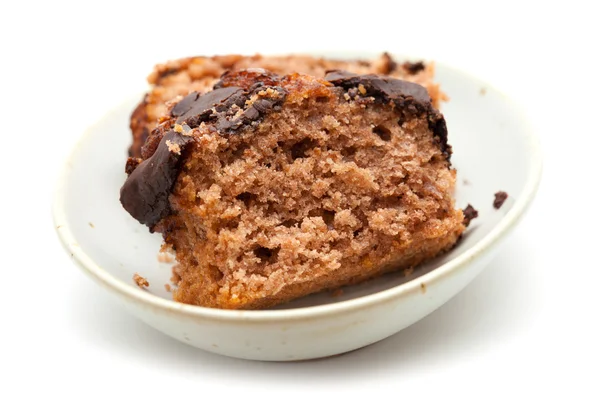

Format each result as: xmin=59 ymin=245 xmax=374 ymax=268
xmin=2 ymin=0 xmax=599 ymax=398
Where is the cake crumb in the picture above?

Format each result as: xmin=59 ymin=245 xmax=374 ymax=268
xmin=493 ymin=191 xmax=509 ymax=209
xmin=165 ymin=140 xmax=181 ymax=155
xmin=157 ymin=252 xmax=175 ymax=263
xmin=88 ymin=222 xmax=94 ymax=228
xmin=173 ymin=123 xmax=193 ymax=136
xmin=480 ymin=87 xmax=487 ymax=96
xmin=125 ymin=157 xmax=142 ymax=174
xmin=358 ymin=84 xmax=367 ymax=95
xmin=330 ymin=288 xmax=344 ymax=297
xmin=133 ymin=273 xmax=149 ymax=289
xmin=463 ymin=204 xmax=479 ymax=227
xmin=420 ymin=283 xmax=427 ymax=294
xmin=462 ymin=179 xmax=470 ymax=186
xmin=403 ymin=266 xmax=414 ymax=277
xmin=171 ymin=264 xmax=183 ymax=284
xmin=165 ymin=284 xmax=172 ymax=292
xmin=258 ymin=87 xmax=279 ymax=98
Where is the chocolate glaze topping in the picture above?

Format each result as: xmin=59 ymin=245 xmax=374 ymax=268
xmin=172 ymin=85 xmax=286 ymax=132
xmin=120 ymin=76 xmax=287 ymax=229
xmin=120 ymin=131 xmax=193 ymax=229
xmin=171 ymin=86 xmax=243 ymax=125
xmin=324 ymin=70 xmax=450 ymax=158
xmin=325 ymin=70 xmax=430 ymax=103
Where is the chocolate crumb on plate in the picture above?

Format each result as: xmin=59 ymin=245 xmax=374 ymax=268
xmin=171 ymin=265 xmax=183 ymax=285
xmin=463 ymin=204 xmax=479 ymax=227
xmin=494 ymin=191 xmax=509 ymax=209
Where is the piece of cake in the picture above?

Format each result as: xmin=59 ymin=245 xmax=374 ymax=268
xmin=120 ymin=69 xmax=465 ymax=309
xmin=129 ymin=53 xmax=447 ymax=157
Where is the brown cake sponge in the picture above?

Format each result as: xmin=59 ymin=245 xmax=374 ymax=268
xmin=121 ymin=70 xmax=464 ymax=309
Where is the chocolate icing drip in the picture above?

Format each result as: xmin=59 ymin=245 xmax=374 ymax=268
xmin=324 ymin=70 xmax=450 ymax=159
xmin=120 ymin=131 xmax=193 ymax=229
xmin=121 ymin=73 xmax=287 ymax=229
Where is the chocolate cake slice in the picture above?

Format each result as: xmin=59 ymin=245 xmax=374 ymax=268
xmin=121 ymin=70 xmax=465 ymax=309
xmin=129 ymin=53 xmax=447 ymax=157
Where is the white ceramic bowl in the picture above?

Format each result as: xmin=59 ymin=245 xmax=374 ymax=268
xmin=53 ymin=54 xmax=542 ymax=361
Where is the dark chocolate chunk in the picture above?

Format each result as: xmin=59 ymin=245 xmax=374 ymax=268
xmin=463 ymin=204 xmax=479 ymax=227
xmin=325 ymin=70 xmax=450 ymax=159
xmin=402 ymin=61 xmax=425 ymax=75
xmin=120 ymin=131 xmax=193 ymax=229
xmin=172 ymin=87 xmax=244 ymax=127
xmin=493 ymin=191 xmax=509 ymax=209
xmin=217 ymin=86 xmax=287 ymax=131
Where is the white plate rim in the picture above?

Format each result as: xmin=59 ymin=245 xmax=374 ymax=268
xmin=52 ymin=57 xmax=543 ymax=323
